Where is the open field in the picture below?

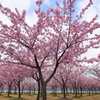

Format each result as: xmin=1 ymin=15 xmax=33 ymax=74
xmin=0 ymin=93 xmax=100 ymax=100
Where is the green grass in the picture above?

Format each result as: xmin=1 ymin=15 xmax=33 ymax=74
xmin=0 ymin=93 xmax=100 ymax=100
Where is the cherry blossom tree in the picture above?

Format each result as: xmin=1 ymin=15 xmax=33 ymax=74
xmin=12 ymin=82 xmax=17 ymax=94
xmin=48 ymin=78 xmax=59 ymax=96
xmin=0 ymin=75 xmax=4 ymax=94
xmin=85 ymin=77 xmax=98 ymax=95
xmin=0 ymin=0 xmax=100 ymax=100
xmin=12 ymin=65 xmax=30 ymax=98
xmin=69 ymin=67 xmax=86 ymax=97
xmin=25 ymin=80 xmax=37 ymax=95
xmin=0 ymin=65 xmax=15 ymax=97
xmin=29 ymin=68 xmax=42 ymax=100
xmin=0 ymin=64 xmax=29 ymax=98
xmin=76 ymin=75 xmax=87 ymax=96
xmin=20 ymin=78 xmax=31 ymax=95
xmin=89 ymin=63 xmax=100 ymax=80
xmin=53 ymin=63 xmax=74 ymax=98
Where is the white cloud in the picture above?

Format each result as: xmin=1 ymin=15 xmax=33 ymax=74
xmin=0 ymin=0 xmax=38 ymax=26
xmin=26 ymin=11 xmax=38 ymax=26
xmin=0 ymin=0 xmax=52 ymax=26
xmin=44 ymin=0 xmax=51 ymax=6
xmin=0 ymin=0 xmax=32 ymax=13
xmin=77 ymin=0 xmax=100 ymax=59
xmin=76 ymin=0 xmax=98 ymax=21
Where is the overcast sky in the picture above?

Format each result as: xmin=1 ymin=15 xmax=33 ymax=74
xmin=0 ymin=0 xmax=100 ymax=59
xmin=0 ymin=0 xmax=100 ymax=25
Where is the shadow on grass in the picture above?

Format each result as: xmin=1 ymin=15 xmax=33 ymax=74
xmin=23 ymin=93 xmax=36 ymax=95
xmin=3 ymin=95 xmax=26 ymax=100
xmin=0 ymin=93 xmax=3 ymax=96
xmin=50 ymin=93 xmax=58 ymax=97
xmin=87 ymin=93 xmax=99 ymax=97
xmin=72 ymin=95 xmax=84 ymax=99
xmin=9 ymin=97 xmax=26 ymax=100
xmin=58 ymin=97 xmax=72 ymax=100
xmin=4 ymin=96 xmax=13 ymax=98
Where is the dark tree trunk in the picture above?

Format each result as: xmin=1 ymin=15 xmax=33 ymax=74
xmin=8 ymin=86 xmax=11 ymax=97
xmin=75 ymin=88 xmax=78 ymax=97
xmin=42 ymin=83 xmax=47 ymax=100
xmin=88 ymin=88 xmax=91 ymax=95
xmin=37 ymin=81 xmax=41 ymax=100
xmin=63 ymin=85 xmax=66 ymax=98
xmin=80 ymin=88 xmax=83 ymax=96
xmin=18 ymin=81 xmax=21 ymax=98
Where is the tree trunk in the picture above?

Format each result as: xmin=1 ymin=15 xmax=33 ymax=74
xmin=8 ymin=86 xmax=11 ymax=97
xmin=18 ymin=81 xmax=21 ymax=98
xmin=88 ymin=88 xmax=91 ymax=95
xmin=63 ymin=85 xmax=66 ymax=98
xmin=80 ymin=88 xmax=83 ymax=96
xmin=37 ymin=81 xmax=41 ymax=100
xmin=75 ymin=88 xmax=78 ymax=97
xmin=42 ymin=83 xmax=47 ymax=100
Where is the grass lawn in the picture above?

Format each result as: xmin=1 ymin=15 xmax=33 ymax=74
xmin=0 ymin=93 xmax=100 ymax=100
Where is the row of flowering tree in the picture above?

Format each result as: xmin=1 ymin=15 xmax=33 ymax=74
xmin=48 ymin=63 xmax=100 ymax=98
xmin=0 ymin=64 xmax=31 ymax=97
xmin=0 ymin=63 xmax=100 ymax=99
xmin=0 ymin=0 xmax=100 ymax=100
